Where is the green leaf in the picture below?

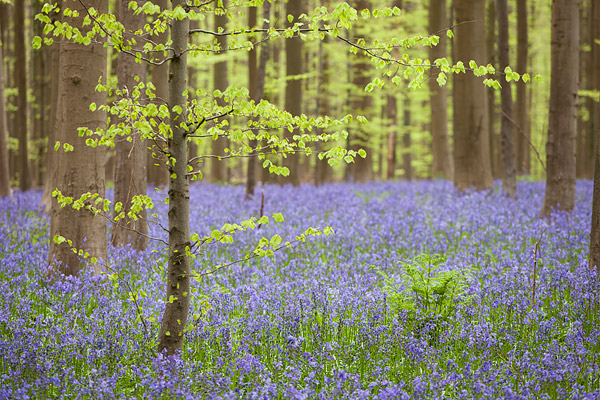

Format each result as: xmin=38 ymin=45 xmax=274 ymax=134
xmin=273 ymin=212 xmax=284 ymax=223
xmin=270 ymin=235 xmax=282 ymax=247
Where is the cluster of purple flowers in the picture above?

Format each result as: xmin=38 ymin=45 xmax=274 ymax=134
xmin=0 ymin=181 xmax=598 ymax=399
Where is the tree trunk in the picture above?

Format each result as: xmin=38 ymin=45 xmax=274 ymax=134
xmin=315 ymin=33 xmax=331 ymax=185
xmin=0 ymin=14 xmax=10 ymax=198
xmin=386 ymin=94 xmax=397 ymax=180
xmin=111 ymin=0 xmax=148 ymax=251
xmin=49 ymin=0 xmax=107 ymax=276
xmin=576 ymin=1 xmax=592 ymax=180
xmin=147 ymin=0 xmax=170 ymax=188
xmin=402 ymin=96 xmax=412 ymax=180
xmin=348 ymin=0 xmax=372 ymax=183
xmin=591 ymin=135 xmax=600 ymax=275
xmin=486 ymin=0 xmax=501 ymax=180
xmin=283 ymin=0 xmax=303 ymax=186
xmin=40 ymin=1 xmax=62 ymax=212
xmin=157 ymin=0 xmax=190 ymax=355
xmin=246 ymin=2 xmax=271 ymax=197
xmin=591 ymin=0 xmax=600 ymax=179
xmin=429 ymin=0 xmax=453 ymax=179
xmin=211 ymin=1 xmax=229 ymax=183
xmin=453 ymin=0 xmax=493 ymax=191
xmin=515 ymin=0 xmax=530 ymax=175
xmin=32 ymin=0 xmax=49 ymax=187
xmin=497 ymin=0 xmax=516 ymax=197
xmin=540 ymin=0 xmax=579 ymax=216
xmin=14 ymin=0 xmax=29 ymax=191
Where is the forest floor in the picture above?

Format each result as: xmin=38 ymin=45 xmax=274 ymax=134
xmin=0 ymin=180 xmax=599 ymax=399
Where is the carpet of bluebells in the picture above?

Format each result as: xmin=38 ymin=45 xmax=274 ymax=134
xmin=1 ymin=180 xmax=599 ymax=399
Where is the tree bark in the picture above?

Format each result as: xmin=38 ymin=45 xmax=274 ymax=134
xmin=49 ymin=0 xmax=107 ymax=275
xmin=157 ymin=0 xmax=190 ymax=355
xmin=591 ymin=135 xmax=600 ymax=275
xmin=211 ymin=1 xmax=229 ymax=183
xmin=147 ymin=0 xmax=170 ymax=188
xmin=40 ymin=1 xmax=62 ymax=212
xmin=283 ymin=0 xmax=303 ymax=186
xmin=246 ymin=2 xmax=270 ymax=197
xmin=591 ymin=0 xmax=600 ymax=179
xmin=14 ymin=0 xmax=29 ymax=191
xmin=111 ymin=0 xmax=148 ymax=251
xmin=497 ymin=0 xmax=516 ymax=197
xmin=32 ymin=0 xmax=49 ymax=187
xmin=453 ymin=0 xmax=493 ymax=191
xmin=515 ymin=0 xmax=530 ymax=175
xmin=402 ymin=96 xmax=412 ymax=180
xmin=428 ymin=0 xmax=453 ymax=179
xmin=0 ymin=14 xmax=10 ymax=198
xmin=540 ymin=0 xmax=579 ymax=216
xmin=315 ymin=32 xmax=331 ymax=185
xmin=486 ymin=0 xmax=501 ymax=180
xmin=386 ymin=94 xmax=397 ymax=180
xmin=348 ymin=0 xmax=372 ymax=183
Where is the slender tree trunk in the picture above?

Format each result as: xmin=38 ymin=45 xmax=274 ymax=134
xmin=453 ymin=0 xmax=493 ymax=191
xmin=402 ymin=96 xmax=412 ymax=180
xmin=591 ymin=0 xmax=600 ymax=178
xmin=261 ymin=2 xmax=280 ymax=185
xmin=516 ymin=0 xmax=530 ymax=175
xmin=315 ymin=33 xmax=331 ymax=185
xmin=111 ymin=0 xmax=148 ymax=250
xmin=486 ymin=0 xmax=501 ymax=180
xmin=429 ymin=0 xmax=453 ymax=179
xmin=0 ymin=16 xmax=10 ymax=198
xmin=348 ymin=0 xmax=372 ymax=183
xmin=577 ymin=0 xmax=591 ymax=180
xmin=40 ymin=1 xmax=62 ymax=212
xmin=147 ymin=0 xmax=170 ymax=188
xmin=591 ymin=134 xmax=600 ymax=275
xmin=497 ymin=0 xmax=516 ymax=197
xmin=49 ymin=0 xmax=107 ymax=276
xmin=32 ymin=0 xmax=48 ymax=187
xmin=386 ymin=94 xmax=397 ymax=180
xmin=540 ymin=0 xmax=579 ymax=216
xmin=14 ymin=0 xmax=29 ymax=191
xmin=246 ymin=2 xmax=271 ymax=197
xmin=211 ymin=1 xmax=229 ymax=183
xmin=246 ymin=6 xmax=258 ymax=197
xmin=283 ymin=0 xmax=303 ymax=186
xmin=157 ymin=0 xmax=190 ymax=355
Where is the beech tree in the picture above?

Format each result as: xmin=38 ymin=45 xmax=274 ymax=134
xmin=589 ymin=0 xmax=600 ymax=275
xmin=37 ymin=0 xmax=526 ymax=355
xmin=211 ymin=0 xmax=229 ymax=183
xmin=147 ymin=0 xmax=170 ymax=187
xmin=0 ymin=13 xmax=9 ymax=198
xmin=15 ymin=0 xmax=29 ymax=191
xmin=428 ymin=0 xmax=452 ymax=179
xmin=496 ymin=0 xmax=516 ymax=197
xmin=47 ymin=0 xmax=108 ymax=275
xmin=540 ymin=0 xmax=579 ymax=216
xmin=245 ymin=1 xmax=270 ymax=197
xmin=515 ymin=0 xmax=529 ymax=175
xmin=112 ymin=0 xmax=148 ymax=250
xmin=453 ymin=0 xmax=493 ymax=191
xmin=284 ymin=0 xmax=304 ymax=186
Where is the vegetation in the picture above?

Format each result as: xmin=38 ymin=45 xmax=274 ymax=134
xmin=1 ymin=182 xmax=599 ymax=398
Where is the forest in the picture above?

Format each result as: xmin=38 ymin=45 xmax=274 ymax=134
xmin=0 ymin=0 xmax=599 ymax=398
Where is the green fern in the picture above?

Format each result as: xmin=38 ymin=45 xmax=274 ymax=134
xmin=374 ymin=253 xmax=473 ymax=321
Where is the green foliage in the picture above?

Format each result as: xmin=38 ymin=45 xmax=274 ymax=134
xmin=374 ymin=253 xmax=472 ymax=321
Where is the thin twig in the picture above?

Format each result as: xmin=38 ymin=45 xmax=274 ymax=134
xmin=496 ymin=105 xmax=546 ymax=171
